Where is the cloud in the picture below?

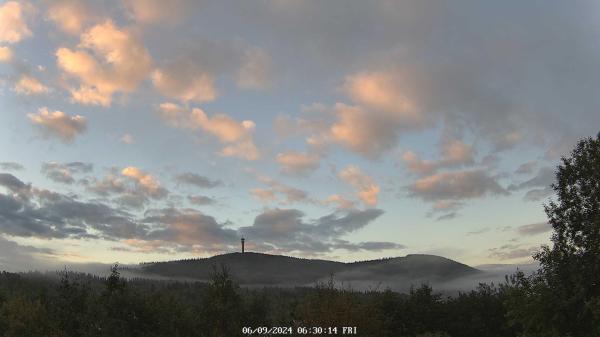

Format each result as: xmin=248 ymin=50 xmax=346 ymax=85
xmin=515 ymin=161 xmax=537 ymax=175
xmin=409 ymin=169 xmax=508 ymax=203
xmin=300 ymin=70 xmax=427 ymax=158
xmin=517 ymin=222 xmax=551 ymax=236
xmin=152 ymin=68 xmax=217 ymax=103
xmin=87 ymin=167 xmax=168 ymax=209
xmin=142 ymin=207 xmax=238 ymax=249
xmin=56 ymin=20 xmax=152 ymax=106
xmin=0 ymin=1 xmax=33 ymax=44
xmin=0 ymin=174 xmax=142 ymax=240
xmin=158 ymin=103 xmax=260 ymax=160
xmin=27 ymin=107 xmax=87 ymax=143
xmin=322 ymin=194 xmax=356 ymax=210
xmin=342 ymin=70 xmax=420 ymax=124
xmin=174 ymin=172 xmax=222 ymax=188
xmin=402 ymin=139 xmax=475 ymax=176
xmin=152 ymin=40 xmax=271 ymax=102
xmin=120 ymin=133 xmax=134 ymax=144
xmin=436 ymin=212 xmax=458 ymax=221
xmin=45 ymin=0 xmax=98 ymax=35
xmin=121 ymin=166 xmax=168 ymax=199
xmin=0 ymin=46 xmax=13 ymax=62
xmin=489 ymin=244 xmax=538 ymax=261
xmin=41 ymin=161 xmax=93 ymax=184
xmin=0 ymin=173 xmax=29 ymax=193
xmin=12 ymin=75 xmax=50 ymax=95
xmin=239 ymin=208 xmax=393 ymax=254
xmin=0 ymin=173 xmax=397 ymax=256
xmin=276 ymin=151 xmax=320 ymax=175
xmin=237 ymin=47 xmax=271 ymax=89
xmin=508 ymin=167 xmax=555 ymax=201
xmin=338 ymin=165 xmax=380 ymax=206
xmin=0 ymin=162 xmax=24 ymax=171
xmin=251 ymin=176 xmax=311 ymax=205
xmin=187 ymin=195 xmax=216 ymax=206
xmin=321 ymin=103 xmax=400 ymax=157
xmin=251 ymin=188 xmax=276 ymax=202
xmin=123 ymin=0 xmax=196 ymax=24
xmin=87 ymin=174 xmax=126 ymax=196
xmin=467 ymin=227 xmax=490 ymax=235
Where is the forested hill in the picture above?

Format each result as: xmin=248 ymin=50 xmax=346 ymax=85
xmin=137 ymin=252 xmax=480 ymax=286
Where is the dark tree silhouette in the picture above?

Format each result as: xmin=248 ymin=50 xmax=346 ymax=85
xmin=505 ymin=132 xmax=600 ymax=336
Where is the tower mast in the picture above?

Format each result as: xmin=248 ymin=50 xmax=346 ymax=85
xmin=241 ymin=237 xmax=245 ymax=253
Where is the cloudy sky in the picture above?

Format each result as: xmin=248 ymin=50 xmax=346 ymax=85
xmin=1 ymin=0 xmax=598 ymax=270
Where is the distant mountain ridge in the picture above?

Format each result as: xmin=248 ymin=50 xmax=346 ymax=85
xmin=136 ymin=252 xmax=481 ymax=288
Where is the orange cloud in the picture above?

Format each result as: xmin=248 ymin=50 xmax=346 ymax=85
xmin=0 ymin=46 xmax=13 ymax=62
xmin=328 ymin=103 xmax=398 ymax=156
xmin=46 ymin=0 xmax=96 ymax=35
xmin=343 ymin=71 xmax=420 ymax=124
xmin=56 ymin=20 xmax=152 ymax=106
xmin=338 ymin=165 xmax=380 ymax=207
xmin=152 ymin=69 xmax=217 ymax=103
xmin=323 ymin=194 xmax=355 ymax=210
xmin=276 ymin=151 xmax=320 ymax=175
xmin=0 ymin=2 xmax=33 ymax=44
xmin=27 ymin=107 xmax=87 ymax=143
xmin=121 ymin=166 xmax=165 ymax=197
xmin=158 ymin=103 xmax=260 ymax=160
xmin=13 ymin=75 xmax=50 ymax=95
xmin=250 ymin=175 xmax=311 ymax=205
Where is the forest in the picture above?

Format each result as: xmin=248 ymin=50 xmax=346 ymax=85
xmin=0 ymin=133 xmax=599 ymax=337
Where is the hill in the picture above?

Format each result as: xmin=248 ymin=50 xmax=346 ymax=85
xmin=136 ymin=252 xmax=481 ymax=289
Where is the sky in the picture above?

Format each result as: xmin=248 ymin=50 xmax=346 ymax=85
xmin=1 ymin=0 xmax=599 ymax=271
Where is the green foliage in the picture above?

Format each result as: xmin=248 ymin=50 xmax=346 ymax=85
xmin=0 ymin=269 xmax=522 ymax=337
xmin=504 ymin=132 xmax=600 ymax=337
xmin=201 ymin=264 xmax=244 ymax=337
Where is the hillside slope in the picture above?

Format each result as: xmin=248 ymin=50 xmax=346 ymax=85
xmin=138 ymin=252 xmax=480 ymax=287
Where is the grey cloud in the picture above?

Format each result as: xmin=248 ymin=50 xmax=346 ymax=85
xmin=509 ymin=167 xmax=555 ymax=191
xmin=41 ymin=161 xmax=93 ymax=184
xmin=467 ymin=227 xmax=490 ymax=235
xmin=408 ymin=169 xmax=509 ymax=202
xmin=174 ymin=172 xmax=223 ymax=188
xmin=0 ymin=174 xmax=142 ymax=240
xmin=0 ymin=173 xmax=395 ymax=256
xmin=436 ymin=212 xmax=458 ymax=221
xmin=152 ymin=38 xmax=271 ymax=102
xmin=489 ymin=245 xmax=539 ymax=261
xmin=88 ymin=171 xmax=168 ymax=210
xmin=28 ymin=108 xmax=87 ymax=143
xmin=188 ymin=195 xmax=217 ymax=206
xmin=333 ymin=240 xmax=405 ymax=252
xmin=252 ymin=176 xmax=312 ymax=205
xmin=0 ymin=162 xmax=24 ymax=171
xmin=517 ymin=222 xmax=551 ymax=236
xmin=142 ymin=208 xmax=238 ymax=249
xmin=0 ymin=173 xmax=29 ymax=192
xmin=509 ymin=167 xmax=555 ymax=201
xmin=523 ymin=188 xmax=553 ymax=201
xmin=239 ymin=208 xmax=390 ymax=253
xmin=515 ymin=161 xmax=537 ymax=175
xmin=88 ymin=175 xmax=126 ymax=196
xmin=240 ymin=1 xmax=600 ymax=157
